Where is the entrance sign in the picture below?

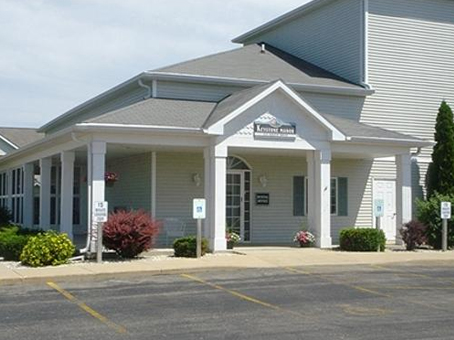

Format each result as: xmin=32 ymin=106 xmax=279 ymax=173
xmin=373 ymin=199 xmax=385 ymax=218
xmin=441 ymin=202 xmax=451 ymax=219
xmin=254 ymin=117 xmax=296 ymax=139
xmin=193 ymin=199 xmax=206 ymax=219
xmin=93 ymin=201 xmax=108 ymax=222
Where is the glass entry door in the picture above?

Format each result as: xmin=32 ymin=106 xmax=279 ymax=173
xmin=226 ymin=170 xmax=251 ymax=242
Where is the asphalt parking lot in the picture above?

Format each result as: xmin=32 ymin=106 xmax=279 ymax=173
xmin=2 ymin=261 xmax=454 ymax=340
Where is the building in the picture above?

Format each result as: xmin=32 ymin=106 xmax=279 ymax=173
xmin=0 ymin=0 xmax=453 ymax=252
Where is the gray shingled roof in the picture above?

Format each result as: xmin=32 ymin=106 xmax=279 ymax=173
xmin=154 ymin=44 xmax=361 ymax=90
xmin=0 ymin=128 xmax=43 ymax=148
xmin=86 ymin=98 xmax=216 ymax=128
xmin=322 ymin=114 xmax=425 ymax=142
xmin=85 ymin=82 xmax=424 ymax=144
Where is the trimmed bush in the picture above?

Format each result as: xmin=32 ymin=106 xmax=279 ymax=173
xmin=103 ymin=210 xmax=160 ymax=258
xmin=0 ymin=226 xmax=29 ymax=261
xmin=0 ymin=206 xmax=12 ymax=227
xmin=0 ymin=226 xmax=43 ymax=261
xmin=340 ymin=228 xmax=386 ymax=252
xmin=416 ymin=193 xmax=454 ymax=249
xmin=173 ymin=236 xmax=209 ymax=258
xmin=400 ymin=220 xmax=428 ymax=251
xmin=20 ymin=231 xmax=75 ymax=267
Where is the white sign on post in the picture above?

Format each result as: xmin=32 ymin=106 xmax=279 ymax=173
xmin=374 ymin=199 xmax=385 ymax=218
xmin=193 ymin=199 xmax=206 ymax=220
xmin=441 ymin=202 xmax=452 ymax=219
xmin=93 ymin=201 xmax=109 ymax=222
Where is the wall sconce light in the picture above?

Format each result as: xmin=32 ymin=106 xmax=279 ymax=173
xmin=259 ymin=175 xmax=268 ymax=188
xmin=192 ymin=173 xmax=201 ymax=187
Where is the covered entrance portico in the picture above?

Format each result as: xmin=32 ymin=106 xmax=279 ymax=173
xmin=0 ymin=80 xmax=431 ymax=253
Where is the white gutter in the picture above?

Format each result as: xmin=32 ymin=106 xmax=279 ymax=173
xmin=138 ymin=79 xmax=152 ymax=99
xmin=347 ymin=136 xmax=434 ymax=147
xmin=146 ymin=72 xmax=374 ymax=97
xmin=75 ymin=122 xmax=204 ymax=134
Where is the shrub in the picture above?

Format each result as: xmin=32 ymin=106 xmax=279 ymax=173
xmin=0 ymin=226 xmax=30 ymax=261
xmin=416 ymin=193 xmax=454 ymax=249
xmin=340 ymin=228 xmax=386 ymax=252
xmin=20 ymin=231 xmax=75 ymax=267
xmin=102 ymin=210 xmax=160 ymax=258
xmin=173 ymin=236 xmax=209 ymax=258
xmin=400 ymin=220 xmax=428 ymax=251
xmin=0 ymin=206 xmax=12 ymax=226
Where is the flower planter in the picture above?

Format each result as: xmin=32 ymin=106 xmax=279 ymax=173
xmin=227 ymin=241 xmax=235 ymax=249
xmin=299 ymin=242 xmax=313 ymax=248
xmin=106 ymin=181 xmax=115 ymax=188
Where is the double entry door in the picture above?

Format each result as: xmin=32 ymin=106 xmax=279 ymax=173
xmin=226 ymin=171 xmax=251 ymax=242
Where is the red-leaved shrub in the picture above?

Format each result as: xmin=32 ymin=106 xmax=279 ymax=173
xmin=400 ymin=220 xmax=427 ymax=251
xmin=102 ymin=210 xmax=160 ymax=258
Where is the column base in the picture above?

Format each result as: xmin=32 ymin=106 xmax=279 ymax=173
xmin=317 ymin=237 xmax=332 ymax=249
xmin=210 ymin=237 xmax=227 ymax=252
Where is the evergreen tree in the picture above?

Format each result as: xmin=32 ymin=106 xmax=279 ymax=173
xmin=427 ymin=101 xmax=454 ymax=197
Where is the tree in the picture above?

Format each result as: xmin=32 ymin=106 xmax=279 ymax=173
xmin=427 ymin=101 xmax=454 ymax=197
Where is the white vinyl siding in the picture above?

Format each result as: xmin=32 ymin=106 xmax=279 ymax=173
xmin=105 ymin=153 xmax=152 ymax=212
xmin=362 ymin=0 xmax=454 ymax=160
xmin=243 ymin=0 xmax=363 ymax=83
xmin=157 ymin=81 xmax=244 ymax=102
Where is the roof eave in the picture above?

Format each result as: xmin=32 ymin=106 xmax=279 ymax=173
xmin=75 ymin=123 xmax=205 ymax=135
xmin=0 ymin=135 xmax=19 ymax=150
xmin=232 ymin=0 xmax=334 ymax=44
xmin=146 ymin=72 xmax=374 ymax=96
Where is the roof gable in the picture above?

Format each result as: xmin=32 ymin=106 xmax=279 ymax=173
xmin=204 ymin=80 xmax=346 ymax=141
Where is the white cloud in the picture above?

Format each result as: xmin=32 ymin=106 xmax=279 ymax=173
xmin=0 ymin=0 xmax=308 ymax=127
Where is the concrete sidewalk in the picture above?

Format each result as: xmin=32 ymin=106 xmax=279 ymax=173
xmin=2 ymin=247 xmax=454 ymax=285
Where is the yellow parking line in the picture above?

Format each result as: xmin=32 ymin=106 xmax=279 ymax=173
xmin=47 ymin=281 xmax=127 ymax=334
xmin=180 ymin=273 xmax=307 ymax=318
xmin=283 ymin=267 xmax=392 ymax=298
xmin=283 ymin=266 xmax=449 ymax=311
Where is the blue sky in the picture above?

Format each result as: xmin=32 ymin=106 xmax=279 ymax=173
xmin=0 ymin=0 xmax=309 ymax=128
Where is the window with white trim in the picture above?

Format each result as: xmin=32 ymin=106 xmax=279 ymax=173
xmin=11 ymin=168 xmax=24 ymax=224
xmin=0 ymin=172 xmax=7 ymax=208
xmin=293 ymin=176 xmax=348 ymax=217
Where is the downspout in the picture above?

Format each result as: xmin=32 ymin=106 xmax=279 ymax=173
xmin=138 ymin=79 xmax=153 ymax=99
xmin=411 ymin=147 xmax=422 ymax=160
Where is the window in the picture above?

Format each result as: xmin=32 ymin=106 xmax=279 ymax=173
xmin=11 ymin=168 xmax=24 ymax=224
xmin=331 ymin=178 xmax=338 ymax=215
xmin=0 ymin=172 xmax=7 ymax=208
xmin=293 ymin=176 xmax=348 ymax=217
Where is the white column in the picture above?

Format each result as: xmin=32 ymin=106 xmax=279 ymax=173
xmin=89 ymin=141 xmax=106 ymax=253
xmin=60 ymin=151 xmax=75 ymax=239
xmin=151 ymin=152 xmax=157 ymax=218
xmin=396 ymin=153 xmax=412 ymax=243
xmin=39 ymin=158 xmax=52 ymax=229
xmin=23 ymin=162 xmax=35 ymax=228
xmin=307 ymin=149 xmax=332 ymax=248
xmin=204 ymin=145 xmax=227 ymax=252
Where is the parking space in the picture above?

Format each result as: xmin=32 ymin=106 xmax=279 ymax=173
xmin=2 ymin=262 xmax=454 ymax=339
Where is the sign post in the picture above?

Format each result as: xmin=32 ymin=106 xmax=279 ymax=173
xmin=440 ymin=202 xmax=451 ymax=252
xmin=193 ymin=199 xmax=206 ymax=258
xmin=93 ymin=201 xmax=108 ymax=263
